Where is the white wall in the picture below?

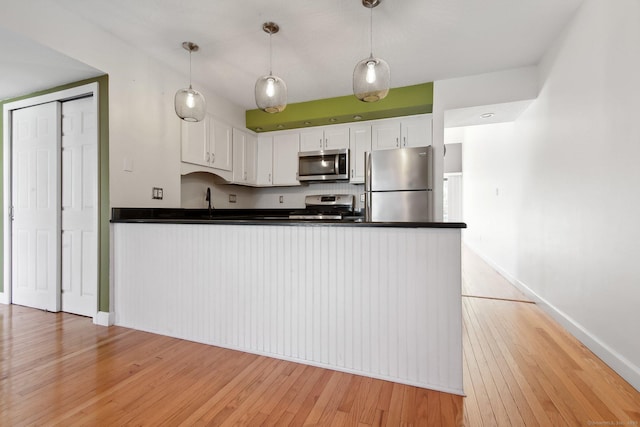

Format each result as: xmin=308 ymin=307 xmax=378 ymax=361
xmin=461 ymin=123 xmax=520 ymax=276
xmin=463 ymin=0 xmax=640 ymax=391
xmin=0 ymin=3 xmax=245 ymax=208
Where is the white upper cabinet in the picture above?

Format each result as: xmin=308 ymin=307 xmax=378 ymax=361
xmin=181 ymin=117 xmax=209 ymax=167
xmin=210 ymin=118 xmax=233 ymax=171
xmin=181 ymin=114 xmax=233 ymax=172
xmin=300 ymin=125 xmax=349 ymax=152
xmin=256 ymin=136 xmax=274 ymax=186
xmin=372 ymin=121 xmax=402 ymax=150
xmin=349 ymin=125 xmax=372 ymax=184
xmin=400 ymin=114 xmax=433 ymax=148
xmin=372 ymin=114 xmax=433 ymax=151
xmin=232 ymin=128 xmax=257 ymax=184
xmin=272 ymin=132 xmax=301 ymax=186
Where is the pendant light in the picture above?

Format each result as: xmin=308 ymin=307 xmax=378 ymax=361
xmin=175 ymin=41 xmax=206 ymax=122
xmin=353 ymin=0 xmax=390 ymax=102
xmin=255 ymin=22 xmax=287 ymax=113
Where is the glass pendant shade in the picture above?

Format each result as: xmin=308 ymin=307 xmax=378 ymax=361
xmin=174 ymin=85 xmax=206 ymax=122
xmin=255 ymin=22 xmax=287 ymax=113
xmin=354 ymin=0 xmax=389 ymax=102
xmin=353 ymin=55 xmax=390 ymax=102
xmin=175 ymin=41 xmax=206 ymax=122
xmin=255 ymin=74 xmax=287 ymax=113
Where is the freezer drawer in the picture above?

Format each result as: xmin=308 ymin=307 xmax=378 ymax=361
xmin=366 ymin=190 xmax=432 ymax=222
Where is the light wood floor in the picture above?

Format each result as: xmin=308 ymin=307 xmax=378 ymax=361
xmin=1 ymin=248 xmax=639 ymax=426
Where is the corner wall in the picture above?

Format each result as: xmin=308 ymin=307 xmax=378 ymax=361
xmin=463 ymin=0 xmax=640 ymax=391
xmin=433 ymin=66 xmax=538 ymax=221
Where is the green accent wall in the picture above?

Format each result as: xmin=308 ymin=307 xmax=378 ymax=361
xmin=246 ymin=82 xmax=433 ymax=132
xmin=0 ymin=75 xmax=110 ymax=313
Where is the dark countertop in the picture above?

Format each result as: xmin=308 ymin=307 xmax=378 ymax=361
xmin=110 ymin=208 xmax=466 ymax=229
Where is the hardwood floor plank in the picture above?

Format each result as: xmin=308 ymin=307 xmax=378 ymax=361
xmin=303 ymin=371 xmax=352 ymax=426
xmin=475 ymin=299 xmax=554 ymax=426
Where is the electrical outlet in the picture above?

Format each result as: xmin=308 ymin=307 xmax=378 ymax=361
xmin=229 ymin=194 xmax=237 ymax=203
xmin=152 ymin=187 xmax=163 ymax=200
xmin=360 ymin=193 xmax=365 ymax=203
xmin=279 ymin=195 xmax=284 ymax=204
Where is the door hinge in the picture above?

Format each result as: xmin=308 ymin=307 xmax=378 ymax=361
xmin=10 ymin=206 xmax=14 ymax=221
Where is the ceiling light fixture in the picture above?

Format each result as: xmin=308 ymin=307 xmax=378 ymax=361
xmin=480 ymin=112 xmax=495 ymax=118
xmin=353 ymin=0 xmax=390 ymax=102
xmin=255 ymin=22 xmax=287 ymax=113
xmin=174 ymin=41 xmax=206 ymax=122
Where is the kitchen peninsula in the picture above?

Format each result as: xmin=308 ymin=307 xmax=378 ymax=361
xmin=111 ymin=209 xmax=466 ymax=395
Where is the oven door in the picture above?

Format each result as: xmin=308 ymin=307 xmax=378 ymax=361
xmin=297 ymin=149 xmax=349 ymax=181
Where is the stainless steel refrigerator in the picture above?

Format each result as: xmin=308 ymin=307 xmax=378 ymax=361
xmin=365 ymin=145 xmax=433 ymax=222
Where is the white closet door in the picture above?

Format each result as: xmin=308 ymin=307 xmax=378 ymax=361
xmin=11 ymin=102 xmax=62 ymax=312
xmin=61 ymin=97 xmax=98 ymax=317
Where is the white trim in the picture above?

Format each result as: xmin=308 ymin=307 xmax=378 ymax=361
xmin=93 ymin=311 xmax=114 ymax=327
xmin=465 ymin=242 xmax=640 ymax=393
xmin=2 ymin=82 xmax=99 ymax=311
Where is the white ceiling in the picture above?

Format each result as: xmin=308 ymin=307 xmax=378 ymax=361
xmin=0 ymin=27 xmax=102 ymax=101
xmin=1 ymin=0 xmax=584 ymax=110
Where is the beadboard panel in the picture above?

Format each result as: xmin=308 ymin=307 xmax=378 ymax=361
xmin=113 ymin=223 xmax=463 ymax=394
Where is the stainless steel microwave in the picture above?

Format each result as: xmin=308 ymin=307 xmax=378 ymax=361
xmin=297 ymin=149 xmax=350 ymax=182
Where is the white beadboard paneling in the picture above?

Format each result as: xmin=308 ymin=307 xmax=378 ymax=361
xmin=113 ymin=223 xmax=463 ymax=394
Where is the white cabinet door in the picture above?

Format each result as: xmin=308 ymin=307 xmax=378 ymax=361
xmin=349 ymin=125 xmax=372 ymax=183
xmin=256 ymin=136 xmax=273 ymax=186
xmin=300 ymin=129 xmax=324 ymax=152
xmin=272 ymin=133 xmax=300 ymax=186
xmin=181 ymin=119 xmax=209 ymax=167
xmin=401 ymin=114 xmax=432 ymax=148
xmin=324 ymin=126 xmax=350 ymax=150
xmin=232 ymin=128 xmax=249 ymax=183
xmin=300 ymin=126 xmax=349 ymax=151
xmin=210 ymin=118 xmax=233 ymax=171
xmin=244 ymin=133 xmax=258 ymax=184
xmin=372 ymin=121 xmax=401 ymax=150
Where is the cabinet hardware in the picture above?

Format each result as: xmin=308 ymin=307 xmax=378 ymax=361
xmin=206 ymin=152 xmax=210 ymax=162
xmin=211 ymin=153 xmax=215 ymax=163
xmin=403 ymin=136 xmax=407 ymax=146
xmin=396 ymin=137 xmax=399 ymax=147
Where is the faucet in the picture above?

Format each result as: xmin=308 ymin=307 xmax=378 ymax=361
xmin=205 ymin=187 xmax=213 ymax=217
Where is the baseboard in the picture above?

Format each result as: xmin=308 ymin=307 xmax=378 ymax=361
xmin=466 ymin=244 xmax=640 ymax=393
xmin=93 ymin=311 xmax=114 ymax=327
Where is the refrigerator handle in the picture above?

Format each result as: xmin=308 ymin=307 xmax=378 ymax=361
xmin=364 ymin=151 xmax=372 ymax=222
xmin=364 ymin=151 xmax=372 ymax=192
xmin=365 ymin=192 xmax=371 ymax=222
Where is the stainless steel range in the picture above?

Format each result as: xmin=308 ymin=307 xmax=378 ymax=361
xmin=289 ymin=194 xmax=355 ymax=220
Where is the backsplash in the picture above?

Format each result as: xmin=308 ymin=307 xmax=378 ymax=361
xmin=181 ymin=172 xmax=364 ymax=211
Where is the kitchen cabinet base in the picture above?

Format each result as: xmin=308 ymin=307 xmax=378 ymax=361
xmin=113 ymin=222 xmax=463 ymax=394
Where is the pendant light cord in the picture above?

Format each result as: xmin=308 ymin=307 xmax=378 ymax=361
xmin=189 ymin=50 xmax=193 ymax=89
xmin=269 ymin=32 xmax=273 ymax=75
xmin=369 ymin=5 xmax=373 ymax=57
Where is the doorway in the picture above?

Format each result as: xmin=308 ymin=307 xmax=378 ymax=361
xmin=3 ymin=84 xmax=99 ymax=317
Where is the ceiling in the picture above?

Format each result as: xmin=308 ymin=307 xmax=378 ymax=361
xmin=1 ymin=0 xmax=584 ymax=110
xmin=0 ymin=26 xmax=102 ymax=101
